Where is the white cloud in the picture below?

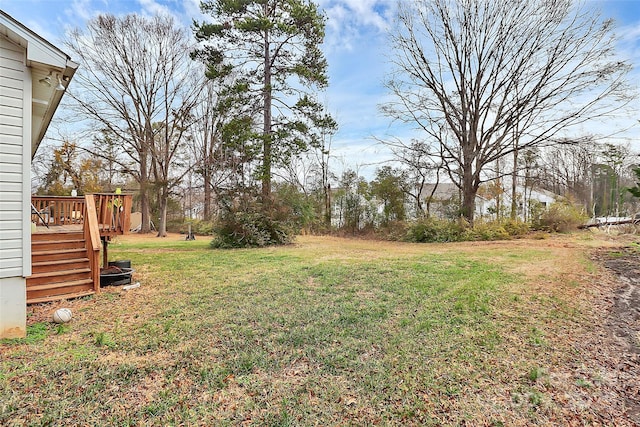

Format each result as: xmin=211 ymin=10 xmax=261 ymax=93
xmin=137 ymin=0 xmax=173 ymax=17
xmin=616 ymin=22 xmax=640 ymax=65
xmin=318 ymin=0 xmax=395 ymax=53
xmin=66 ymin=0 xmax=95 ymax=21
xmin=182 ymin=0 xmax=203 ymax=19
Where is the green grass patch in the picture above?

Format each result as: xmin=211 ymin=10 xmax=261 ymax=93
xmin=0 ymin=236 xmax=599 ymax=425
xmin=1 ymin=322 xmax=50 ymax=346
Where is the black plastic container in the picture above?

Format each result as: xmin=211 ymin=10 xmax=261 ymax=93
xmin=108 ymin=260 xmax=131 ymax=269
xmin=101 ymin=265 xmax=134 ymax=286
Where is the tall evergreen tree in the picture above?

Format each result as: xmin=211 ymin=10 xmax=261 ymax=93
xmin=193 ymin=0 xmax=330 ymax=197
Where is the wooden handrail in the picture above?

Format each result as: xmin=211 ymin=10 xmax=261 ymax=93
xmin=92 ymin=193 xmax=133 ymax=236
xmin=31 ymin=196 xmax=85 ymax=226
xmin=32 ymin=194 xmax=133 ymax=237
xmin=83 ymin=194 xmax=102 ymax=293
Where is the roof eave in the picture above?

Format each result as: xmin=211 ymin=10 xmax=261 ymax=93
xmin=0 ymin=10 xmax=78 ymax=157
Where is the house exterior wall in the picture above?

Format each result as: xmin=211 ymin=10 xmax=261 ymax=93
xmin=0 ymin=277 xmax=26 ymax=338
xmin=0 ymin=34 xmax=28 ymax=338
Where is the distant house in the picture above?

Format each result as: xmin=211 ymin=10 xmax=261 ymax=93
xmin=420 ymin=183 xmax=490 ymax=219
xmin=419 ymin=183 xmax=558 ymax=221
xmin=509 ymin=186 xmax=557 ymax=219
xmin=0 ymin=11 xmax=78 ymax=338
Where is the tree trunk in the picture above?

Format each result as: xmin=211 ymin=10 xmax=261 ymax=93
xmin=157 ymin=187 xmax=168 ymax=237
xmin=461 ymin=187 xmax=476 ymax=224
xmin=495 ymin=160 xmax=501 ymax=221
xmin=461 ymin=155 xmax=476 ymax=224
xmin=324 ymin=183 xmax=331 ymax=228
xmin=203 ymin=165 xmax=212 ymax=221
xmin=426 ymin=170 xmax=440 ymax=218
xmin=262 ymin=22 xmax=272 ymax=198
xmin=139 ymin=149 xmax=151 ymax=233
xmin=511 ymin=146 xmax=518 ymax=220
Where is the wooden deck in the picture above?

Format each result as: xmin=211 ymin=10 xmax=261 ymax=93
xmin=27 ymin=194 xmax=132 ymax=304
xmin=33 ymin=224 xmax=82 ymax=234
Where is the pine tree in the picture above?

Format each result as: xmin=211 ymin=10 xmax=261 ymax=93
xmin=193 ymin=0 xmax=330 ymax=197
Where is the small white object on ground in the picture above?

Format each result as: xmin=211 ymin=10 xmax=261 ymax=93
xmin=53 ymin=308 xmax=72 ymax=323
xmin=122 ymin=282 xmax=141 ymax=291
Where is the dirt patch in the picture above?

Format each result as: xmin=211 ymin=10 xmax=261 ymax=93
xmin=592 ymin=247 xmax=640 ymax=423
xmin=599 ymin=248 xmax=640 ymax=354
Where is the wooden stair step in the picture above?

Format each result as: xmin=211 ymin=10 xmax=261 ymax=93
xmin=31 ymin=232 xmax=83 ymax=242
xmin=27 ymin=268 xmax=92 ymax=286
xmin=32 ymin=257 xmax=89 ymax=267
xmin=32 ymin=258 xmax=90 ymax=273
xmin=32 ymin=239 xmax=86 ymax=249
xmin=27 ymin=278 xmax=93 ymax=292
xmin=32 ymin=237 xmax=84 ymax=243
xmin=32 ymin=248 xmax=86 ymax=255
xmin=28 ymin=267 xmax=91 ymax=279
xmin=27 ymin=279 xmax=95 ymax=304
xmin=32 ymin=248 xmax=87 ymax=262
xmin=32 ymin=244 xmax=86 ymax=252
xmin=27 ymin=290 xmax=95 ymax=305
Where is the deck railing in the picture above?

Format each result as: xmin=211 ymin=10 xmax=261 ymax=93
xmin=93 ymin=193 xmax=133 ymax=237
xmin=83 ymin=194 xmax=101 ymax=293
xmin=32 ymin=193 xmax=132 ymax=237
xmin=31 ymin=196 xmax=85 ymax=226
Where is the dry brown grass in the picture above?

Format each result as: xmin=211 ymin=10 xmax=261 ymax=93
xmin=2 ymin=230 xmax=638 ymax=425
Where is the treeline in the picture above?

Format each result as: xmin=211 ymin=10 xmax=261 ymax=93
xmin=33 ymin=0 xmax=637 ymax=246
xmin=35 ymin=122 xmax=640 ymax=244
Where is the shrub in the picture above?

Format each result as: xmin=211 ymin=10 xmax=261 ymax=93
xmin=376 ymin=220 xmax=409 ymax=241
xmin=405 ymin=218 xmax=528 ymax=243
xmin=211 ymin=195 xmax=295 ymax=248
xmin=172 ymin=219 xmax=216 ymax=236
xmin=273 ymin=183 xmax=318 ymax=233
xmin=532 ymin=201 xmax=586 ymax=232
xmin=464 ymin=221 xmax=510 ymax=241
xmin=405 ymin=218 xmax=468 ymax=243
xmin=189 ymin=220 xmax=215 ymax=236
xmin=502 ymin=219 xmax=530 ymax=237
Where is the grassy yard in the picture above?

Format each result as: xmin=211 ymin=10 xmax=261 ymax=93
xmin=0 ymin=233 xmax=630 ymax=425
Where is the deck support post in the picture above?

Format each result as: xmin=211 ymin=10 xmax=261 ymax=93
xmin=102 ymin=237 xmax=108 ymax=269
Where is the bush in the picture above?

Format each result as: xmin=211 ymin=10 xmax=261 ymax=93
xmin=405 ymin=218 xmax=528 ymax=243
xmin=167 ymin=219 xmax=215 ymax=235
xmin=502 ymin=219 xmax=530 ymax=237
xmin=405 ymin=218 xmax=468 ymax=243
xmin=185 ymin=219 xmax=215 ymax=236
xmin=532 ymin=201 xmax=586 ymax=233
xmin=211 ymin=195 xmax=295 ymax=249
xmin=464 ymin=221 xmax=510 ymax=241
xmin=376 ymin=221 xmax=409 ymax=241
xmin=273 ymin=183 xmax=318 ymax=233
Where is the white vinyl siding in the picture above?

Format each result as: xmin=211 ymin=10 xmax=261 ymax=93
xmin=0 ymin=35 xmax=26 ymax=279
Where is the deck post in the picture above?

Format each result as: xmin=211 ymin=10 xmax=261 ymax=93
xmin=102 ymin=237 xmax=109 ymax=269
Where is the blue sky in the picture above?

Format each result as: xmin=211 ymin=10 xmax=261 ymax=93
xmin=1 ymin=0 xmax=639 ymax=178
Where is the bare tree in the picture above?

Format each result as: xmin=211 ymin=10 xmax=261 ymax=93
xmin=65 ymin=13 xmax=198 ymax=234
xmin=382 ymin=139 xmax=441 ymax=217
xmin=382 ymin=0 xmax=634 ymax=223
xmin=538 ymin=140 xmax=596 ymax=212
xmin=188 ymin=70 xmax=262 ymax=221
xmin=315 ymin=122 xmax=337 ymax=228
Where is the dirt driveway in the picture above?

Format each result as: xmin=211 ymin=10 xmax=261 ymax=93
xmin=594 ymin=246 xmax=640 ymax=422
